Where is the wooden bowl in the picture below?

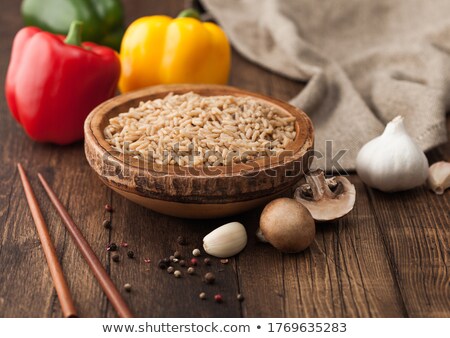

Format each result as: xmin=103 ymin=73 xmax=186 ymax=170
xmin=84 ymin=84 xmax=314 ymax=219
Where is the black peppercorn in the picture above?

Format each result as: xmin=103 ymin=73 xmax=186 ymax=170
xmin=204 ymin=272 xmax=215 ymax=284
xmin=179 ymin=260 xmax=186 ymax=267
xmin=158 ymin=259 xmax=168 ymax=269
xmin=127 ymin=251 xmax=135 ymax=259
xmin=107 ymin=243 xmax=118 ymax=251
xmin=177 ymin=236 xmax=187 ymax=245
xmin=104 ymin=204 xmax=113 ymax=212
xmin=174 ymin=251 xmax=181 ymax=259
xmin=102 ymin=219 xmax=111 ymax=229
xmin=203 ymin=258 xmax=211 ymax=265
xmin=112 ymin=254 xmax=120 ymax=262
xmin=162 ymin=258 xmax=171 ymax=266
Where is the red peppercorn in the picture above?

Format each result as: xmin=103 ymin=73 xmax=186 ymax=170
xmin=104 ymin=204 xmax=113 ymax=212
xmin=214 ymin=294 xmax=223 ymax=303
xmin=190 ymin=258 xmax=198 ymax=266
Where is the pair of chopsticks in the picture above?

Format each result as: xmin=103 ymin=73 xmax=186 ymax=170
xmin=17 ymin=163 xmax=133 ymax=318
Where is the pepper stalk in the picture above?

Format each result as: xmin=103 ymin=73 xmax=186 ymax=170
xmin=177 ymin=8 xmax=201 ymax=20
xmin=65 ymin=21 xmax=83 ymax=46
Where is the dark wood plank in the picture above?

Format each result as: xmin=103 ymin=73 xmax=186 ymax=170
xmin=366 ymin=139 xmax=450 ymax=317
xmin=0 ymin=0 xmax=58 ymax=317
xmin=236 ymin=177 xmax=407 ymax=317
xmin=106 ymin=197 xmax=242 ymax=317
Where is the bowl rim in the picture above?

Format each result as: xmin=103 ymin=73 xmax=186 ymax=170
xmin=85 ymin=84 xmax=314 ymax=178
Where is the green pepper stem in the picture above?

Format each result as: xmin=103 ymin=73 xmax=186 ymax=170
xmin=65 ymin=21 xmax=83 ymax=46
xmin=177 ymin=8 xmax=201 ymax=20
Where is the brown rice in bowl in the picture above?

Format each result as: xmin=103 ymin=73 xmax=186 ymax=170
xmin=104 ymin=92 xmax=296 ymax=167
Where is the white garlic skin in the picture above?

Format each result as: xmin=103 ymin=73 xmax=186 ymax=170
xmin=203 ymin=222 xmax=247 ymax=258
xmin=427 ymin=161 xmax=450 ymax=195
xmin=356 ymin=116 xmax=429 ymax=192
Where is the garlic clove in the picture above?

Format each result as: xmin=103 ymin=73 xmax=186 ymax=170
xmin=356 ymin=116 xmax=429 ymax=192
xmin=427 ymin=161 xmax=450 ymax=195
xmin=203 ymin=222 xmax=247 ymax=258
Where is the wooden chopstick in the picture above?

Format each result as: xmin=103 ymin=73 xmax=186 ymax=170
xmin=37 ymin=173 xmax=134 ymax=318
xmin=17 ymin=163 xmax=78 ymax=318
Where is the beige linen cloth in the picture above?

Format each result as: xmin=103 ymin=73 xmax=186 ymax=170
xmin=202 ymin=0 xmax=450 ymax=171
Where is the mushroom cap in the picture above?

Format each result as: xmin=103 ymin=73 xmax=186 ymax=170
xmin=259 ymin=198 xmax=315 ymax=253
xmin=294 ymin=174 xmax=356 ymax=222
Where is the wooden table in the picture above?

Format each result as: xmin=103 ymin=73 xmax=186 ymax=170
xmin=0 ymin=0 xmax=449 ymax=318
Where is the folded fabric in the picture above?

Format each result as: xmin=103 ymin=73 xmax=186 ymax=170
xmin=202 ymin=0 xmax=449 ymax=171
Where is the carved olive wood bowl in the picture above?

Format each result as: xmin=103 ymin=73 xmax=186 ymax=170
xmin=84 ymin=84 xmax=314 ymax=219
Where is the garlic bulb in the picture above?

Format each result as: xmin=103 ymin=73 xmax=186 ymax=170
xmin=356 ymin=116 xmax=429 ymax=192
xmin=203 ymin=222 xmax=247 ymax=258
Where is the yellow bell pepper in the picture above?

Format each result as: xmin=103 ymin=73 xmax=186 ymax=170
xmin=118 ymin=9 xmax=231 ymax=93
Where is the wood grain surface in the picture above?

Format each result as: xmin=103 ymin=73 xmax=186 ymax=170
xmin=0 ymin=0 xmax=449 ymax=318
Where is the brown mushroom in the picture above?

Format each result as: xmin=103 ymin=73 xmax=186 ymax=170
xmin=294 ymin=170 xmax=355 ymax=222
xmin=258 ymin=198 xmax=315 ymax=253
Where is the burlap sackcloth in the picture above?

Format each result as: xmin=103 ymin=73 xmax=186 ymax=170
xmin=202 ymin=0 xmax=449 ymax=171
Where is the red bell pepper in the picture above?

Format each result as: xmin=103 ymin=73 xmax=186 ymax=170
xmin=5 ymin=21 xmax=120 ymax=144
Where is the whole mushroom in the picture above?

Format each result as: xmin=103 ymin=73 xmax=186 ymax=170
xmin=258 ymin=198 xmax=315 ymax=253
xmin=294 ymin=170 xmax=355 ymax=222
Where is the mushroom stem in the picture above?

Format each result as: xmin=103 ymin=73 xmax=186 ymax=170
xmin=256 ymin=228 xmax=268 ymax=242
xmin=305 ymin=170 xmax=336 ymax=200
xmin=294 ymin=172 xmax=356 ymax=222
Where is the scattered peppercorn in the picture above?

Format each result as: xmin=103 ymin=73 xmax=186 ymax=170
xmin=112 ymin=254 xmax=120 ymax=262
xmin=199 ymin=292 xmax=206 ymax=300
xmin=124 ymin=283 xmax=132 ymax=292
xmin=179 ymin=260 xmax=186 ymax=267
xmin=127 ymin=251 xmax=135 ymax=259
xmin=174 ymin=270 xmax=182 ymax=278
xmin=167 ymin=266 xmax=174 ymax=274
xmin=104 ymin=204 xmax=113 ymax=212
xmin=192 ymin=248 xmax=201 ymax=257
xmin=162 ymin=258 xmax=171 ymax=266
xmin=158 ymin=259 xmax=168 ymax=269
xmin=204 ymin=272 xmax=215 ymax=284
xmin=190 ymin=258 xmax=198 ymax=266
xmin=220 ymin=259 xmax=229 ymax=264
xmin=169 ymin=255 xmax=175 ymax=262
xmin=106 ymin=243 xmax=118 ymax=252
xmin=172 ymin=258 xmax=179 ymax=263
xmin=237 ymin=294 xmax=245 ymax=302
xmin=214 ymin=294 xmax=223 ymax=303
xmin=203 ymin=258 xmax=211 ymax=265
xmin=187 ymin=267 xmax=195 ymax=275
xmin=102 ymin=219 xmax=111 ymax=229
xmin=174 ymin=251 xmax=181 ymax=259
xmin=177 ymin=236 xmax=187 ymax=245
